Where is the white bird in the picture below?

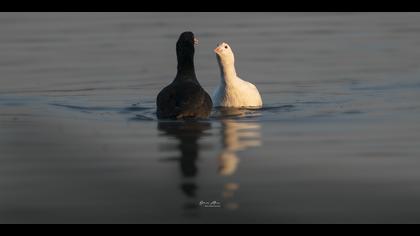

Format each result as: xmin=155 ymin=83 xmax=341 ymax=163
xmin=212 ymin=42 xmax=263 ymax=108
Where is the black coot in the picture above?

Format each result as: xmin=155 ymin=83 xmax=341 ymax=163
xmin=156 ymin=32 xmax=213 ymax=119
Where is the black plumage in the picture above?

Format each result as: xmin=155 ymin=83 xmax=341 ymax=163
xmin=156 ymin=32 xmax=213 ymax=119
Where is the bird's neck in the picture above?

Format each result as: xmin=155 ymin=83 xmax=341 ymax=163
xmin=176 ymin=54 xmax=196 ymax=80
xmin=218 ymin=60 xmax=237 ymax=86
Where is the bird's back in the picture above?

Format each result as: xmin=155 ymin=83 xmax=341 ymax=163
xmin=157 ymin=80 xmax=213 ymax=119
xmin=212 ymin=76 xmax=263 ymax=108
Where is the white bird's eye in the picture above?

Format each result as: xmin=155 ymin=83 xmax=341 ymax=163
xmin=225 ymin=46 xmax=228 ymax=49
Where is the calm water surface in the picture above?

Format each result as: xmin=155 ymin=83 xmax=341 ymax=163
xmin=1 ymin=13 xmax=420 ymax=223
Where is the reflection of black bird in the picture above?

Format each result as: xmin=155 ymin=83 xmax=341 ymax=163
xmin=158 ymin=121 xmax=212 ymax=198
xmin=156 ymin=31 xmax=213 ymax=119
xmin=180 ymin=183 xmax=198 ymax=198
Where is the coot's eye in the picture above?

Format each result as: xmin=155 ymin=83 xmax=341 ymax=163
xmin=225 ymin=46 xmax=228 ymax=49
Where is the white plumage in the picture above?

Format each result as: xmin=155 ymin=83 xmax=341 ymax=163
xmin=212 ymin=42 xmax=263 ymax=108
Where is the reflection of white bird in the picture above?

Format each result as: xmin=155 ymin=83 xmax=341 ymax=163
xmin=218 ymin=118 xmax=261 ymax=211
xmin=219 ymin=151 xmax=240 ymax=176
xmin=212 ymin=42 xmax=263 ymax=108
xmin=218 ymin=120 xmax=261 ymax=176
xmin=222 ymin=121 xmax=261 ymax=152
